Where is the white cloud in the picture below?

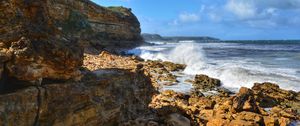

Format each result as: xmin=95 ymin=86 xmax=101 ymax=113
xmin=169 ymin=12 xmax=200 ymax=26
xmin=178 ymin=13 xmax=201 ymax=23
xmin=225 ymin=0 xmax=257 ymax=19
xmin=209 ymin=13 xmax=222 ymax=22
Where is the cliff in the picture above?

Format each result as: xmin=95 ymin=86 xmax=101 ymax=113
xmin=0 ymin=0 xmax=143 ymax=84
xmin=1 ymin=0 xmax=142 ymax=54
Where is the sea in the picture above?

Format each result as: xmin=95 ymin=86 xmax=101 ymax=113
xmin=127 ymin=40 xmax=300 ymax=93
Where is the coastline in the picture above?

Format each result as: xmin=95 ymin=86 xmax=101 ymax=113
xmin=85 ymin=51 xmax=300 ymax=125
xmin=0 ymin=0 xmax=299 ymax=125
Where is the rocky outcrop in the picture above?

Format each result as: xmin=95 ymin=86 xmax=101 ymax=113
xmin=150 ymin=86 xmax=300 ymax=126
xmin=192 ymin=74 xmax=221 ymax=91
xmin=1 ymin=0 xmax=84 ymax=84
xmin=0 ymin=0 xmax=142 ymax=88
xmin=0 ymin=68 xmax=157 ymax=125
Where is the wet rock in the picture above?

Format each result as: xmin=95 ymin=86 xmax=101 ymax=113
xmin=252 ymin=83 xmax=300 ymax=113
xmin=252 ymin=82 xmax=297 ymax=103
xmin=270 ymin=106 xmax=299 ymax=120
xmin=192 ymin=74 xmax=221 ymax=91
xmin=161 ymin=61 xmax=186 ymax=72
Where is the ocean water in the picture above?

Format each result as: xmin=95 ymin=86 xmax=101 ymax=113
xmin=128 ymin=40 xmax=300 ymax=92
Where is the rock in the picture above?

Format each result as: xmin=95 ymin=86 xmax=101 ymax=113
xmin=263 ymin=116 xmax=279 ymax=126
xmin=252 ymin=83 xmax=300 ymax=114
xmin=0 ymin=63 xmax=3 ymax=79
xmin=270 ymin=106 xmax=299 ymax=120
xmin=232 ymin=87 xmax=259 ymax=113
xmin=0 ymin=69 xmax=157 ymax=125
xmin=161 ymin=61 xmax=186 ymax=71
xmin=147 ymin=121 xmax=159 ymax=126
xmin=252 ymin=82 xmax=297 ymax=104
xmin=1 ymin=0 xmax=87 ymax=82
xmin=0 ymin=87 xmax=39 ymax=126
xmin=5 ymin=37 xmax=83 ymax=82
xmin=233 ymin=111 xmax=264 ymax=125
xmin=206 ymin=118 xmax=230 ymax=126
xmin=0 ymin=0 xmax=144 ymax=83
xmin=228 ymin=120 xmax=258 ymax=126
xmin=166 ymin=113 xmax=191 ymax=126
xmin=278 ymin=117 xmax=292 ymax=126
xmin=192 ymin=74 xmax=221 ymax=91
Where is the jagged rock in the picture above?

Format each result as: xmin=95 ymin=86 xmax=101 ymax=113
xmin=1 ymin=0 xmax=85 ymax=82
xmin=233 ymin=111 xmax=264 ymax=125
xmin=0 ymin=0 xmax=143 ymax=83
xmin=0 ymin=69 xmax=157 ymax=125
xmin=166 ymin=113 xmax=191 ymax=126
xmin=206 ymin=118 xmax=230 ymax=126
xmin=232 ymin=87 xmax=259 ymax=113
xmin=5 ymin=37 xmax=83 ymax=82
xmin=252 ymin=83 xmax=300 ymax=114
xmin=270 ymin=106 xmax=299 ymax=120
xmin=161 ymin=61 xmax=186 ymax=72
xmin=0 ymin=87 xmax=39 ymax=126
xmin=263 ymin=116 xmax=280 ymax=126
xmin=192 ymin=74 xmax=221 ymax=91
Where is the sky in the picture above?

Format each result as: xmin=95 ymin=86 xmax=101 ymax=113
xmin=92 ymin=0 xmax=300 ymax=40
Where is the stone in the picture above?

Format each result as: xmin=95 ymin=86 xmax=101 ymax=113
xmin=166 ymin=113 xmax=191 ymax=126
xmin=161 ymin=61 xmax=186 ymax=71
xmin=0 ymin=87 xmax=39 ymax=126
xmin=192 ymin=74 xmax=221 ymax=91
xmin=278 ymin=117 xmax=292 ymax=126
xmin=252 ymin=83 xmax=297 ymax=104
xmin=0 ymin=69 xmax=157 ymax=125
xmin=263 ymin=116 xmax=279 ymax=126
xmin=233 ymin=111 xmax=264 ymax=125
xmin=232 ymin=87 xmax=259 ymax=113
xmin=206 ymin=118 xmax=230 ymax=126
xmin=228 ymin=120 xmax=258 ymax=126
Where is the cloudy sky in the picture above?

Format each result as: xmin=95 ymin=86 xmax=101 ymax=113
xmin=92 ymin=0 xmax=300 ymax=40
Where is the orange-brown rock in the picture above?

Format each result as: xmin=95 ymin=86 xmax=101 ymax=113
xmin=0 ymin=69 xmax=157 ymax=125
xmin=192 ymin=74 xmax=221 ymax=91
xmin=232 ymin=87 xmax=259 ymax=113
xmin=0 ymin=0 xmax=143 ymax=85
xmin=252 ymin=82 xmax=300 ymax=116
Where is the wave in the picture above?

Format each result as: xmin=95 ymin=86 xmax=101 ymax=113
xmin=128 ymin=43 xmax=300 ymax=92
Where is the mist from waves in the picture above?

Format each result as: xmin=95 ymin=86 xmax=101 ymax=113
xmin=128 ymin=42 xmax=300 ymax=92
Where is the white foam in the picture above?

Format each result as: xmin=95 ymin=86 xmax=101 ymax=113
xmin=128 ymin=42 xmax=300 ymax=92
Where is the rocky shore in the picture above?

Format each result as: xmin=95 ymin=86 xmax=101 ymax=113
xmin=0 ymin=0 xmax=299 ymax=126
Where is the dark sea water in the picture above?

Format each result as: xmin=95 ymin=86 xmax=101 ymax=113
xmin=128 ymin=40 xmax=300 ymax=92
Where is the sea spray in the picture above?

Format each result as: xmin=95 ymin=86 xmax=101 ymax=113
xmin=128 ymin=41 xmax=300 ymax=92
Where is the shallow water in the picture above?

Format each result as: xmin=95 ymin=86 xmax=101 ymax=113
xmin=128 ymin=40 xmax=300 ymax=92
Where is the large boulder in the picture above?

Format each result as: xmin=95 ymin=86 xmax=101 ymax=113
xmin=232 ymin=87 xmax=259 ymax=113
xmin=192 ymin=74 xmax=221 ymax=91
xmin=252 ymin=82 xmax=300 ymax=116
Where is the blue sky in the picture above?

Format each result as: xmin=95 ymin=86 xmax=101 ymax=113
xmin=92 ymin=0 xmax=300 ymax=40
